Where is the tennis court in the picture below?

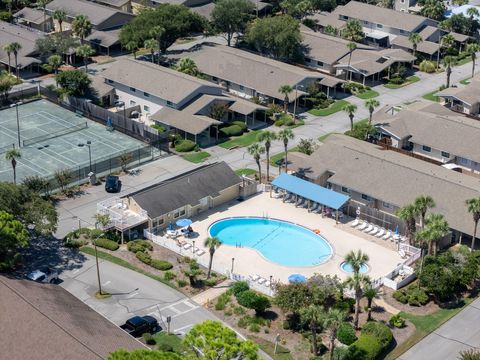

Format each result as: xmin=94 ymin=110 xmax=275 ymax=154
xmin=0 ymin=99 xmax=155 ymax=183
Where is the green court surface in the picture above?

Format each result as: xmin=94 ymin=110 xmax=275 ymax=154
xmin=0 ymin=99 xmax=152 ymax=183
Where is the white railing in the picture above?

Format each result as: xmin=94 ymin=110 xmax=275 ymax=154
xmin=399 ymin=243 xmax=422 ymax=266
xmin=97 ymin=197 xmax=148 ymax=230
xmin=382 ymin=264 xmax=416 ymax=290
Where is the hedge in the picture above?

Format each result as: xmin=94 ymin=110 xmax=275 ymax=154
xmin=136 ymin=251 xmax=152 ymax=265
xmin=393 ymin=286 xmax=429 ymax=306
xmin=150 ymin=259 xmax=173 ymax=271
xmin=175 ymin=140 xmax=197 ymax=152
xmin=220 ymin=124 xmax=244 ymax=137
xmin=360 ymin=321 xmax=393 ymax=350
xmin=232 ymin=281 xmax=250 ymax=296
xmin=236 ymin=290 xmax=271 ymax=314
xmin=349 ymin=334 xmax=382 ymax=360
xmin=127 ymin=240 xmax=153 ymax=253
xmin=231 ymin=121 xmax=248 ymax=132
xmin=94 ymin=238 xmax=119 ymax=251
xmin=337 ymin=322 xmax=357 ymax=345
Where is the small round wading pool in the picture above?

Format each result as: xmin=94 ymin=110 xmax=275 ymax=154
xmin=339 ymin=261 xmax=369 ymax=274
xmin=208 ymin=217 xmax=333 ymax=267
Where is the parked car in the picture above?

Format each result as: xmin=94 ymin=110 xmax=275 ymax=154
xmin=105 ymin=175 xmax=120 ymax=193
xmin=120 ymin=316 xmax=160 ymax=337
xmin=27 ymin=267 xmax=59 ymax=284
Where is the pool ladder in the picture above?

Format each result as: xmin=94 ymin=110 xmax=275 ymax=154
xmin=262 ymin=211 xmax=269 ymax=219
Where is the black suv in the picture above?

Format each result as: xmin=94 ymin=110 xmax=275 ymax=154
xmin=120 ymin=316 xmax=160 ymax=337
xmin=105 ymin=175 xmax=120 ymax=193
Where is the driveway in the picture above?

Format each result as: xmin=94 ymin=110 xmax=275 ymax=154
xmin=399 ymin=298 xmax=480 ymax=360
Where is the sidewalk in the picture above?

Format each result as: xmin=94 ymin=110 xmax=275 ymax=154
xmin=191 ymin=279 xmax=233 ymax=306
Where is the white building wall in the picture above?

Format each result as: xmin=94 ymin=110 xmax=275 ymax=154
xmin=412 ymin=143 xmax=452 ymax=163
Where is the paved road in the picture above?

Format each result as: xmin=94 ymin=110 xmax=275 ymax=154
xmin=399 ymin=298 xmax=480 ymax=360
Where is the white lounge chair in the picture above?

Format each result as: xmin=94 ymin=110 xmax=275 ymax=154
xmin=351 ymin=218 xmax=360 ymax=227
xmin=358 ymin=222 xmax=368 ymax=231
xmin=257 ymin=277 xmax=266 ymax=285
xmin=376 ymin=228 xmax=385 ymax=238
xmin=264 ymin=280 xmax=271 ymax=288
xmin=364 ymin=224 xmax=374 ymax=233
xmin=369 ymin=226 xmax=379 ymax=235
xmin=399 ymin=249 xmax=406 ymax=258
xmin=196 ymin=249 xmax=205 ymax=256
xmin=250 ymin=274 xmax=259 ymax=282
xmin=183 ymin=243 xmax=192 ymax=250
xmin=382 ymin=230 xmax=391 ymax=240
xmin=393 ymin=234 xmax=400 ymax=242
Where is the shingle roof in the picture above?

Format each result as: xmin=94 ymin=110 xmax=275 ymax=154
xmin=184 ymin=44 xmax=322 ymax=101
xmin=14 ymin=7 xmax=50 ymax=24
xmin=101 ymin=59 xmax=223 ymax=104
xmin=94 ymin=0 xmax=130 ymax=7
xmin=86 ymin=29 xmax=121 ymax=48
xmin=450 ymin=32 xmax=471 ymax=42
xmin=130 ymin=162 xmax=241 ymax=218
xmin=0 ymin=21 xmax=44 ymax=68
xmin=436 ymin=76 xmax=480 ymax=106
xmin=418 ymin=25 xmax=438 ymax=40
xmin=335 ymin=1 xmax=432 ymax=32
xmin=288 ymin=134 xmax=480 ymax=235
xmin=150 ymin=106 xmax=221 ymax=135
xmin=306 ymin=12 xmax=346 ymax=29
xmin=391 ymin=35 xmax=439 ymax=55
xmin=0 ymin=276 xmax=145 ymax=360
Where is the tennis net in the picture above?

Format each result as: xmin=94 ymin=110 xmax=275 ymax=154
xmin=23 ymin=122 xmax=88 ymax=146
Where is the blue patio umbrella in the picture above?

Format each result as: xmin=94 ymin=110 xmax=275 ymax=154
xmin=394 ymin=225 xmax=399 ymax=236
xmin=176 ymin=218 xmax=193 ymax=227
xmin=288 ymin=274 xmax=307 ymax=283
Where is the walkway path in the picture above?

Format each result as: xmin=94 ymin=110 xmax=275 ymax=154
xmin=374 ymin=296 xmax=401 ymax=315
xmin=191 ymin=279 xmax=233 ymax=306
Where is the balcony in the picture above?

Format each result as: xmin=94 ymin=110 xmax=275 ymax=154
xmin=97 ymin=197 xmax=148 ymax=231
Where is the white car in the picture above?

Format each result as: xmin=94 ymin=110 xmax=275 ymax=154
xmin=27 ymin=267 xmax=59 ymax=284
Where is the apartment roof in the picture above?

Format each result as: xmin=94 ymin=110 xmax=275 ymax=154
xmin=14 ymin=7 xmax=50 ymax=24
xmin=418 ymin=25 xmax=438 ymax=40
xmin=450 ymin=32 xmax=471 ymax=42
xmin=288 ymin=134 xmax=480 ymax=234
xmin=436 ymin=77 xmax=480 ymax=106
xmin=0 ymin=21 xmax=43 ymax=68
xmin=306 ymin=12 xmax=346 ymax=29
xmin=101 ymin=59 xmax=222 ymax=104
xmin=373 ymin=102 xmax=480 ymax=163
xmin=151 ymin=106 xmax=221 ymax=134
xmin=94 ymin=0 xmax=131 ymax=7
xmin=45 ymin=0 xmax=133 ymax=28
xmin=335 ymin=1 xmax=432 ymax=32
xmin=86 ymin=29 xmax=121 ymax=48
xmin=0 ymin=276 xmax=145 ymax=360
xmin=130 ymin=162 xmax=241 ymax=218
xmin=391 ymin=35 xmax=439 ymax=55
xmin=185 ymin=43 xmax=322 ymax=101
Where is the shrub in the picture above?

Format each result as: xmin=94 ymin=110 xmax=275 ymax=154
xmin=64 ymin=238 xmax=88 ymax=248
xmin=389 ymin=76 xmax=404 ymax=85
xmin=175 ymin=140 xmax=197 ymax=152
xmin=205 ymin=278 xmax=217 ymax=287
xmin=333 ymin=346 xmax=350 ymax=360
xmin=419 ymin=60 xmax=436 ymax=73
xmin=274 ymin=119 xmax=285 ymax=126
xmin=176 ymin=279 xmax=187 ymax=287
xmin=237 ymin=316 xmax=250 ymax=328
xmin=349 ymin=335 xmax=382 ymax=360
xmin=232 ymin=121 xmax=248 ymax=132
xmin=143 ymin=333 xmax=156 ymax=345
xmin=389 ymin=314 xmax=405 ymax=328
xmin=335 ymin=297 xmax=355 ymax=313
xmin=407 ymin=287 xmax=429 ymax=306
xmin=158 ymin=343 xmax=173 ymax=352
xmin=150 ymin=259 xmax=173 ymax=271
xmin=236 ymin=290 xmax=271 ymax=314
xmin=150 ymin=124 xmax=166 ymax=132
xmin=224 ymin=308 xmax=233 ymax=316
xmin=361 ymin=321 xmax=393 ymax=350
xmin=337 ymin=322 xmax=357 ymax=345
xmin=215 ymin=299 xmax=227 ymax=310
xmin=393 ymin=289 xmax=408 ymax=304
xmin=89 ymin=229 xmax=103 ymax=239
xmin=249 ymin=323 xmax=261 ymax=332
xmin=0 ymin=11 xmax=13 ymax=22
xmin=164 ymin=271 xmax=176 ymax=281
xmin=220 ymin=124 xmax=244 ymax=137
xmin=136 ymin=251 xmax=152 ymax=265
xmin=234 ymin=305 xmax=246 ymax=315
xmin=127 ymin=240 xmax=153 ymax=253
xmin=94 ymin=238 xmax=119 ymax=251
xmin=232 ymin=281 xmax=250 ymax=296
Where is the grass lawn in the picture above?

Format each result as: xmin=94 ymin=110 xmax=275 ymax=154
xmin=270 ymin=147 xmax=299 ymax=167
xmin=287 ymin=118 xmax=305 ymax=129
xmin=422 ymin=89 xmax=439 ymax=102
xmin=318 ymin=132 xmax=337 ymax=142
xmin=460 ymin=78 xmax=471 ymax=85
xmin=385 ymin=299 xmax=472 ymax=360
xmin=80 ymin=247 xmax=176 ymax=289
xmin=354 ymin=89 xmax=380 ymax=99
xmin=153 ymin=332 xmax=191 ymax=354
xmin=247 ymin=336 xmax=293 ymax=360
xmin=235 ymin=168 xmax=257 ymax=177
xmin=218 ymin=130 xmax=264 ymax=149
xmin=308 ymin=99 xmax=350 ymax=116
xmin=456 ymin=56 xmax=472 ymax=66
xmin=182 ymin=151 xmax=210 ymax=163
xmin=384 ymin=75 xmax=421 ymax=89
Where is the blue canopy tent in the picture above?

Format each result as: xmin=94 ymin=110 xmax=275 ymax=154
xmin=271 ymin=174 xmax=350 ymax=223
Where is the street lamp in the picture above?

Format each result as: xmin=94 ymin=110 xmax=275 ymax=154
xmin=93 ymin=230 xmax=105 ymax=296
xmin=10 ymin=101 xmax=22 ymax=148
xmin=78 ymin=140 xmax=92 ymax=172
xmin=231 ymin=257 xmax=235 ymax=273
xmin=292 ymin=84 xmax=304 ymax=121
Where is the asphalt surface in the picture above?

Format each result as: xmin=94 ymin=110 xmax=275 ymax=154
xmin=399 ymin=298 xmax=480 ymax=360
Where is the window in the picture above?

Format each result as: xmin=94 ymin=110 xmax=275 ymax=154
xmin=212 ymin=76 xmax=218 ymax=81
xmin=363 ymin=21 xmax=368 ymax=25
xmin=305 ymin=58 xmax=311 ymax=63
xmin=382 ymin=202 xmax=391 ymax=209
xmin=166 ymin=101 xmax=174 ymax=108
xmin=239 ymin=85 xmax=245 ymax=91
xmin=129 ymin=100 xmax=136 ymax=106
xmin=460 ymin=157 xmax=469 ymax=165
xmin=341 ymin=186 xmax=350 ymax=194
xmin=441 ymin=151 xmax=450 ymax=158
xmin=317 ymin=60 xmax=324 ymax=66
xmin=400 ymin=29 xmax=407 ymax=35
xmin=376 ymin=24 xmax=383 ymax=29
xmin=144 ymin=92 xmax=150 ymax=97
xmin=361 ymin=194 xmax=372 ymax=201
xmin=130 ymin=87 xmax=136 ymax=92
xmin=144 ymin=105 xmax=150 ymax=112
xmin=180 ymin=209 xmax=186 ymax=216
xmin=422 ymin=145 xmax=431 ymax=152
xmin=156 ymin=218 xmax=164 ymax=226
xmin=340 ymin=15 xmax=349 ymax=20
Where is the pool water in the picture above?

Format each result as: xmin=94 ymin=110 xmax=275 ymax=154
xmin=340 ymin=262 xmax=369 ymax=273
xmin=208 ymin=217 xmax=333 ymax=267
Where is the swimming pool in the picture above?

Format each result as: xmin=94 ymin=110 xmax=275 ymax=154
xmin=208 ymin=217 xmax=333 ymax=267
xmin=340 ymin=261 xmax=369 ymax=274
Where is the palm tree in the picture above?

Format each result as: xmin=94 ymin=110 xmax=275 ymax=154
xmin=344 ymin=249 xmax=369 ymax=275
xmin=37 ymin=0 xmax=49 ymax=32
xmin=247 ymin=143 xmax=265 ymax=183
xmin=144 ymin=39 xmax=157 ymax=63
xmin=363 ymin=282 xmax=379 ymax=321
xmin=345 ymin=273 xmax=370 ymax=329
xmin=257 ymin=131 xmax=277 ymax=182
xmin=424 ymin=213 xmax=449 ymax=255
xmin=397 ymin=204 xmax=420 ymax=245
xmin=125 ymin=40 xmax=139 ymax=59
xmin=466 ymin=43 xmax=480 ymax=78
xmin=365 ymin=98 xmax=380 ymax=126
xmin=204 ymin=236 xmax=222 ymax=279
xmin=346 ymin=42 xmax=357 ymax=81
xmin=300 ymin=305 xmax=323 ymax=356
xmin=76 ymin=44 xmax=95 ymax=72
xmin=414 ymin=195 xmax=435 ymax=229
xmin=343 ymin=103 xmax=357 ymax=131
xmin=278 ymin=128 xmax=294 ymax=173
xmin=408 ymin=33 xmax=423 ymax=58
xmin=5 ymin=149 xmax=21 ymax=185
xmin=53 ymin=9 xmax=67 ymax=32
xmin=3 ymin=44 xmax=12 ymax=74
xmin=443 ymin=56 xmax=456 ymax=88
xmin=72 ymin=15 xmax=92 ymax=41
xmin=175 ymin=58 xmax=199 ymax=77
xmin=436 ymin=34 xmax=455 ymax=71
xmin=47 ymin=54 xmax=62 ymax=85
xmin=9 ymin=42 xmax=22 ymax=80
xmin=466 ymin=197 xmax=480 ymax=250
xmin=466 ymin=6 xmax=479 ymax=20
xmin=150 ymin=25 xmax=165 ymax=64
xmin=322 ymin=308 xmax=346 ymax=360
xmin=278 ymin=85 xmax=293 ymax=113
xmin=420 ymin=0 xmax=446 ymax=21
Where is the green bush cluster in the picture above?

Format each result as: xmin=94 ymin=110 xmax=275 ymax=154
xmin=361 ymin=322 xmax=393 ymax=349
xmin=343 ymin=82 xmax=371 ymax=94
xmin=393 ymin=285 xmax=429 ymax=306
xmin=389 ymin=314 xmax=405 ymax=328
xmin=150 ymin=259 xmax=173 ymax=271
xmin=231 ymin=281 xmax=250 ymax=296
xmin=164 ymin=271 xmax=176 ymax=281
xmin=337 ymin=322 xmax=357 ymax=345
xmin=127 ymin=240 xmax=153 ymax=253
xmin=215 ymin=292 xmax=231 ymax=310
xmin=143 ymin=333 xmax=156 ymax=345
xmin=136 ymin=251 xmax=152 ymax=265
xmin=150 ymin=124 xmax=166 ymax=132
xmin=236 ymin=290 xmax=271 ymax=314
xmin=345 ymin=322 xmax=393 ymax=360
xmin=64 ymin=238 xmax=89 ymax=248
xmin=204 ymin=278 xmax=217 ymax=287
xmin=175 ymin=140 xmax=197 ymax=152
xmin=220 ymin=124 xmax=244 ymax=137
xmin=0 ymin=11 xmax=13 ymax=22
xmin=419 ymin=60 xmax=436 ymax=73
xmin=176 ymin=279 xmax=187 ymax=287
xmin=94 ymin=238 xmax=119 ymax=251
xmin=274 ymin=113 xmax=294 ymax=127
xmin=231 ymin=121 xmax=248 ymax=132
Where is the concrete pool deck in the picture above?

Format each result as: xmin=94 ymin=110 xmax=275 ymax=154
xmin=169 ymin=192 xmax=403 ymax=285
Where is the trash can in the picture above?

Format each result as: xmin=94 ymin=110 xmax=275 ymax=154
xmin=88 ymin=172 xmax=96 ymax=185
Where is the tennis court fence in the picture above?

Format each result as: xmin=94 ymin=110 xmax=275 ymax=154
xmin=22 ymin=122 xmax=88 ymax=147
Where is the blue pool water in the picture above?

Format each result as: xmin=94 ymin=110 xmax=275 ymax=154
xmin=208 ymin=217 xmax=333 ymax=267
xmin=340 ymin=262 xmax=369 ymax=274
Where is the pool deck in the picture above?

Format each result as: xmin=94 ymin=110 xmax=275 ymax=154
xmin=182 ymin=192 xmax=403 ymax=284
